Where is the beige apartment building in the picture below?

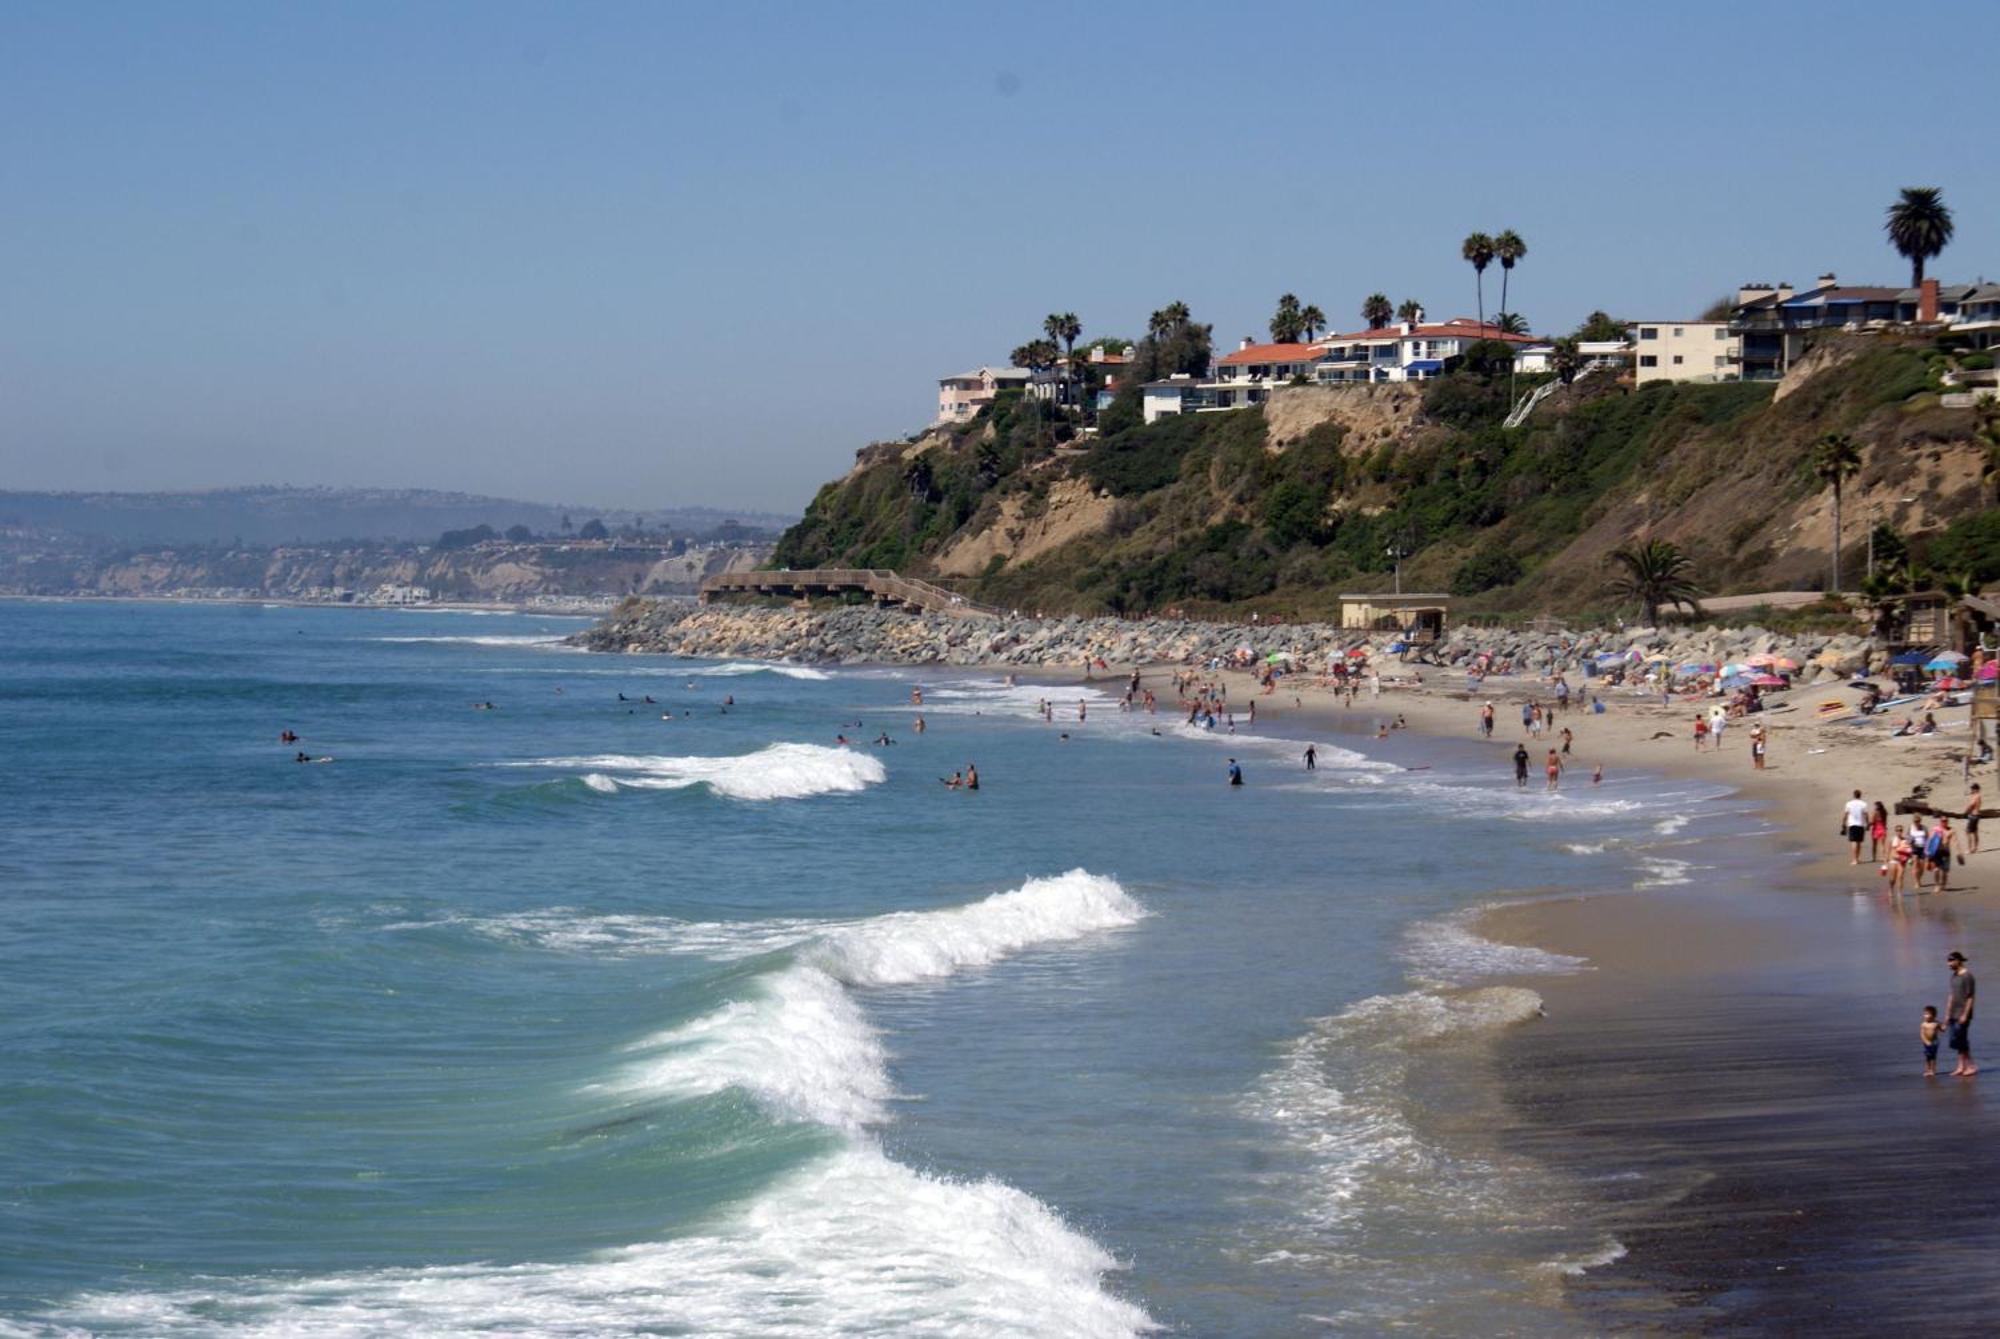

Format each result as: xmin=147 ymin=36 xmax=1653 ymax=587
xmin=1634 ymin=320 xmax=1738 ymax=384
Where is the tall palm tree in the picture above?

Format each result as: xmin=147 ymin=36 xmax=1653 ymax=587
xmin=1270 ymin=293 xmax=1305 ymax=344
xmin=1493 ymin=230 xmax=1527 ymax=327
xmin=1044 ymin=312 xmax=1082 ymax=407
xmin=1300 ymin=305 xmax=1326 ymax=342
xmin=1884 ymin=187 xmax=1954 ymax=287
xmin=1461 ymin=232 xmax=1495 ymax=328
xmin=1396 ymin=298 xmax=1423 ymax=324
xmin=1608 ymin=539 xmax=1702 ymax=627
xmin=1492 ymin=312 xmax=1529 ymax=335
xmin=1361 ymin=293 xmax=1393 ymax=330
xmin=1812 ymin=432 xmax=1864 ymax=594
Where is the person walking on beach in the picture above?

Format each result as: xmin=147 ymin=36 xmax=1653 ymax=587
xmin=1888 ymin=825 xmax=1913 ymax=895
xmin=1869 ymin=802 xmax=1888 ymax=861
xmin=1304 ymin=744 xmax=1317 ymax=771
xmin=1947 ymin=951 xmax=1977 ymax=1077
xmin=1843 ymin=790 xmax=1870 ymax=865
xmin=1560 ymin=726 xmax=1573 ymax=756
xmin=1966 ymin=784 xmax=1983 ymax=856
xmin=1930 ymin=819 xmax=1953 ymax=887
xmin=1694 ymin=713 xmax=1710 ymax=752
xmin=1480 ymin=702 xmax=1494 ymax=738
xmin=1514 ymin=743 xmax=1530 ymax=789
xmin=1545 ymin=748 xmax=1563 ymax=792
xmin=1750 ymin=723 xmax=1768 ymax=771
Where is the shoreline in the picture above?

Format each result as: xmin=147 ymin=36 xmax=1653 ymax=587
xmin=1185 ymin=659 xmax=2000 ymax=1326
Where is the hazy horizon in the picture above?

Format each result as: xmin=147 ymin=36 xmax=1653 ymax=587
xmin=4 ymin=0 xmax=1993 ymax=513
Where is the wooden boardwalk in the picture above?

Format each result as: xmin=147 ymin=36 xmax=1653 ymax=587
xmin=697 ymin=568 xmax=1000 ymax=619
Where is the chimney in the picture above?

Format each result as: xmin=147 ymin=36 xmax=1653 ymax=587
xmin=1399 ymin=321 xmax=1413 ymax=336
xmin=1817 ymin=272 xmax=1837 ymax=289
xmin=1240 ymin=336 xmax=1254 ymax=351
xmin=1920 ymin=277 xmax=1940 ymax=322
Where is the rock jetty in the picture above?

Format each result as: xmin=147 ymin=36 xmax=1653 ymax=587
xmin=573 ymin=599 xmax=1889 ymax=681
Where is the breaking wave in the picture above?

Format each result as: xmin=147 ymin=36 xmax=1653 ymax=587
xmin=515 ymin=742 xmax=886 ymax=801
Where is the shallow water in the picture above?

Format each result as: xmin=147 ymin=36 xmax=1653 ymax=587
xmin=0 ymin=601 xmax=1756 ymax=1335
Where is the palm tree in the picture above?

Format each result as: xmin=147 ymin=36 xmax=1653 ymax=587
xmin=1361 ymin=293 xmax=1393 ymax=330
xmin=1608 ymin=539 xmax=1703 ymax=627
xmin=1396 ymin=298 xmax=1423 ymax=324
xmin=1044 ymin=312 xmax=1081 ymax=407
xmin=1884 ymin=187 xmax=1954 ymax=287
xmin=1270 ymin=293 xmax=1305 ymax=344
xmin=1492 ymin=312 xmax=1529 ymax=335
xmin=1493 ymin=230 xmax=1527 ymax=326
xmin=1300 ymin=304 xmax=1326 ymax=342
xmin=1461 ymin=232 xmax=1495 ymax=328
xmin=1812 ymin=431 xmax=1864 ymax=594
xmin=1550 ymin=336 xmax=1582 ymax=385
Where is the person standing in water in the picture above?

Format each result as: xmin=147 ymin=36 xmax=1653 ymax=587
xmin=1227 ymin=758 xmax=1243 ymax=787
xmin=1304 ymin=744 xmax=1317 ymax=771
xmin=1947 ymin=951 xmax=1977 ymax=1077
xmin=965 ymin=762 xmax=979 ymax=791
xmin=1513 ymin=743 xmax=1530 ymax=789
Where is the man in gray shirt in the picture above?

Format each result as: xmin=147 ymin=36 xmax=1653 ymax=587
xmin=1948 ymin=951 xmax=1977 ymax=1077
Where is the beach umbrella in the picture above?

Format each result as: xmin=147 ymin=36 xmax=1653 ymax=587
xmin=1925 ymin=654 xmax=1967 ymax=672
xmin=1266 ymin=651 xmax=1292 ymax=663
xmin=1346 ymin=648 xmax=1369 ymax=658
xmin=1771 ymin=657 xmax=1801 ymax=671
xmin=1721 ymin=662 xmax=1752 ymax=677
xmin=1676 ymin=662 xmax=1716 ymax=675
xmin=1747 ymin=673 xmax=1788 ymax=687
xmin=1644 ymin=652 xmax=1673 ymax=663
xmin=1744 ymin=653 xmax=1779 ymax=667
xmin=1890 ymin=650 xmax=1930 ymax=666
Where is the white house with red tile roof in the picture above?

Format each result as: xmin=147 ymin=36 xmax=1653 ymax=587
xmin=1314 ymin=318 xmax=1535 ymax=384
xmin=1141 ymin=338 xmax=1328 ymax=422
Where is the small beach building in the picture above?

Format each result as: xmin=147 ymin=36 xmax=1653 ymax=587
xmin=1338 ymin=593 xmax=1451 ymax=641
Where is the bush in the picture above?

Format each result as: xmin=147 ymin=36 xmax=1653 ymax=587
xmin=1959 ymin=353 xmax=1995 ymax=372
xmin=1923 ymin=509 xmax=2000 ymax=584
xmin=1450 ymin=545 xmax=1523 ymax=595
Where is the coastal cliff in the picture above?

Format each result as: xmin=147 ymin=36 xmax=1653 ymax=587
xmin=766 ymin=335 xmax=1994 ymax=618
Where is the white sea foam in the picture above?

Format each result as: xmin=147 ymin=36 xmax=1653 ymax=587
xmin=1635 ymin=857 xmax=1695 ymax=888
xmin=613 ymin=871 xmax=1144 ymax=1129
xmin=42 ymin=1144 xmax=1153 ymax=1338
xmin=1539 ymin=1238 xmax=1628 ymax=1276
xmin=1654 ymin=814 xmax=1691 ymax=835
xmin=1563 ymin=840 xmax=1612 ymax=855
xmin=1243 ymin=986 xmax=1546 ymax=1229
xmin=372 ymin=634 xmax=570 ymax=647
xmin=1404 ymin=910 xmax=1589 ymax=986
xmin=516 ymin=742 xmax=886 ymax=801
xmin=684 ymin=661 xmax=832 ymax=680
xmin=440 ymin=908 xmax=832 ymax=960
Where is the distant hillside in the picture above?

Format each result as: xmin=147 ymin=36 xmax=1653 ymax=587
xmin=771 ymin=334 xmax=1996 ymax=617
xmin=0 ymin=487 xmax=794 ymax=547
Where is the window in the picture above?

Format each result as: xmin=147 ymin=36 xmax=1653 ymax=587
xmin=1714 ymin=327 xmax=1728 ymax=339
xmin=1714 ymin=356 xmax=1728 ymax=368
xmin=1639 ymin=355 xmax=1658 ymax=367
xmin=1672 ymin=355 xmax=1683 ymax=365
xmin=1639 ymin=327 xmax=1659 ymax=340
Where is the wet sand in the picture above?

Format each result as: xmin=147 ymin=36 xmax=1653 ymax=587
xmin=1174 ymin=662 xmax=2000 ymax=1330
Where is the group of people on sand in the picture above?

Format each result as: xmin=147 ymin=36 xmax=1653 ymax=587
xmin=1852 ymin=785 xmax=1985 ymax=897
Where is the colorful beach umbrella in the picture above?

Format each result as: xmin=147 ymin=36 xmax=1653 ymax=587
xmin=1721 ymin=662 xmax=1752 ymax=677
xmin=1925 ymin=654 xmax=1967 ymax=672
xmin=1771 ymin=657 xmax=1801 ymax=671
xmin=1676 ymin=662 xmax=1717 ymax=675
xmin=1747 ymin=673 xmax=1788 ymax=688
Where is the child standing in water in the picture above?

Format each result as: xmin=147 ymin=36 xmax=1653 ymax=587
xmin=1921 ymin=1005 xmax=1943 ymax=1077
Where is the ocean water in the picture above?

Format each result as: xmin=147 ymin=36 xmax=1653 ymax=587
xmin=0 ymin=600 xmax=1749 ymax=1336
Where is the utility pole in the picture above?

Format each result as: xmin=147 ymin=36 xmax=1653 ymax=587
xmin=1386 ymin=544 xmax=1405 ymax=595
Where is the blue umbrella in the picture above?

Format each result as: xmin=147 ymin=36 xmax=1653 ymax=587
xmin=1925 ymin=656 xmax=1966 ymax=673
xmin=1891 ymin=650 xmax=1929 ymax=666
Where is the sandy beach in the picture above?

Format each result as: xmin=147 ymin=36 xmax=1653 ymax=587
xmin=1182 ymin=658 xmax=2000 ymax=1329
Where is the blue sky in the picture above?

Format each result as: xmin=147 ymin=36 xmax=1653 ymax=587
xmin=2 ymin=1 xmax=1992 ymax=514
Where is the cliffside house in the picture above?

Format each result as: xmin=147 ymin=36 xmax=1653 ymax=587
xmin=937 ymin=366 xmax=1032 ymax=424
xmin=1140 ymin=339 xmax=1328 ymax=422
xmin=1634 ymin=320 xmax=1740 ymax=385
xmin=1312 ymin=318 xmax=1536 ymax=384
xmin=1731 ymin=276 xmax=1906 ymax=379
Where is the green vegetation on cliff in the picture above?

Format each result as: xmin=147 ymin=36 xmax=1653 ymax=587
xmin=772 ymin=334 xmax=1992 ymax=617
